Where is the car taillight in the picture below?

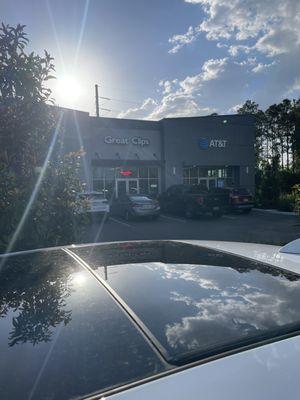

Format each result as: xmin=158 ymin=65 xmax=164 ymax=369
xmin=231 ymin=195 xmax=239 ymax=204
xmin=196 ymin=196 xmax=204 ymax=205
xmin=132 ymin=203 xmax=139 ymax=208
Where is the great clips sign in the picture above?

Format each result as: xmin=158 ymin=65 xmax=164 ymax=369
xmin=104 ymin=136 xmax=150 ymax=147
xmin=198 ymin=137 xmax=227 ymax=150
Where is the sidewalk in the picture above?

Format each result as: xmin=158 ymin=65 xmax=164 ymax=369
xmin=253 ymin=208 xmax=298 ymax=216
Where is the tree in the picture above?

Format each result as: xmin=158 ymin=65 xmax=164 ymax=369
xmin=237 ymin=100 xmax=266 ymax=167
xmin=259 ymin=155 xmax=281 ymax=208
xmin=0 ymin=24 xmax=85 ymax=253
xmin=237 ymin=99 xmax=299 ymax=209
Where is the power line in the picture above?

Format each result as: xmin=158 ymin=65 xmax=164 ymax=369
xmin=99 ymin=96 xmax=141 ymax=105
xmin=95 ymin=83 xmax=143 ymax=116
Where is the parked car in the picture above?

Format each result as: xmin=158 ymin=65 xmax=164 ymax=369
xmin=224 ymin=187 xmax=254 ymax=213
xmin=112 ymin=194 xmax=160 ymax=220
xmin=1 ymin=239 xmax=300 ymax=400
xmin=76 ymin=191 xmax=110 ymax=219
xmin=159 ymin=184 xmax=229 ymax=218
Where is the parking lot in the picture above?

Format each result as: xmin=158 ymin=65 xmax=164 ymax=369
xmin=79 ymin=210 xmax=300 ymax=247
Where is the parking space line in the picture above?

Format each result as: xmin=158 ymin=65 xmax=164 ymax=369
xmin=109 ymin=217 xmax=132 ymax=228
xmin=160 ymin=214 xmax=187 ymax=223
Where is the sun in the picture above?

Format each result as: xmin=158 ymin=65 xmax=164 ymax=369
xmin=55 ymin=75 xmax=82 ymax=105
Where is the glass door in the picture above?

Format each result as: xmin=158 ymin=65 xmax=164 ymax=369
xmin=208 ymin=178 xmax=217 ymax=190
xmin=116 ymin=180 xmax=127 ymax=198
xmin=128 ymin=179 xmax=139 ymax=195
xmin=116 ymin=179 xmax=139 ymax=197
xmin=198 ymin=178 xmax=217 ymax=190
xmin=199 ymin=179 xmax=208 ymax=190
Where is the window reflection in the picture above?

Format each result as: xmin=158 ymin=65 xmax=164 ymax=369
xmin=0 ymin=252 xmax=75 ymax=346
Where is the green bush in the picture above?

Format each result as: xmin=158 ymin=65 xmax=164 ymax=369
xmin=277 ymin=194 xmax=295 ymax=212
xmin=292 ymin=184 xmax=300 ymax=214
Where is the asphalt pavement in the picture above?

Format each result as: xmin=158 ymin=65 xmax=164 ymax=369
xmin=78 ymin=209 xmax=300 ymax=247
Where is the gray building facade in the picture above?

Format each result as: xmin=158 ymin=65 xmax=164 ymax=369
xmin=61 ymin=108 xmax=254 ymax=198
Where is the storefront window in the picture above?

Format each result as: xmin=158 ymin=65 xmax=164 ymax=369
xmin=139 ymin=167 xmax=148 ymax=178
xmin=183 ymin=168 xmax=189 ymax=178
xmin=93 ymin=167 xmax=104 ymax=179
xmin=93 ymin=166 xmax=160 ymax=197
xmin=189 ymin=178 xmax=198 ymax=185
xmin=104 ymin=180 xmax=115 ymax=197
xmin=104 ymin=168 xmax=115 ymax=180
xmin=217 ymin=168 xmax=226 ymax=178
xmin=149 ymin=179 xmax=159 ymax=196
xmin=93 ymin=180 xmax=104 ymax=192
xmin=139 ymin=179 xmax=149 ymax=194
xmin=190 ymin=166 xmax=198 ymax=178
xmin=208 ymin=169 xmax=217 ymax=177
xmin=149 ymin=167 xmax=158 ymax=178
xmin=182 ymin=165 xmax=238 ymax=187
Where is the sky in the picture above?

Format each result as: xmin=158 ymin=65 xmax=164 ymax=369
xmin=1 ymin=0 xmax=300 ymax=120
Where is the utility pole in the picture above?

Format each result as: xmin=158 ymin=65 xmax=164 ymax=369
xmin=95 ymin=83 xmax=111 ymax=117
xmin=95 ymin=84 xmax=100 ymax=117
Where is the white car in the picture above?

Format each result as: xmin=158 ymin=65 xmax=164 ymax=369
xmin=76 ymin=191 xmax=110 ymax=216
xmin=0 ymin=239 xmax=299 ymax=399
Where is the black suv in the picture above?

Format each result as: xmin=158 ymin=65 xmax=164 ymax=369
xmin=159 ymin=184 xmax=229 ymax=218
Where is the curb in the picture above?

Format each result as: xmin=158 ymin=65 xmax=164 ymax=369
xmin=253 ymin=208 xmax=298 ymax=216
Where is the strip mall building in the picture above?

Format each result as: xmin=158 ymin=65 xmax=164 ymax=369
xmin=62 ymin=109 xmax=255 ymax=198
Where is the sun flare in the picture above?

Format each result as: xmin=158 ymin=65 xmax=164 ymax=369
xmin=56 ymin=75 xmax=82 ymax=104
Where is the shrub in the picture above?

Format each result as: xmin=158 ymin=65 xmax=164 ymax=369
xmin=277 ymin=193 xmax=295 ymax=212
xmin=292 ymin=184 xmax=300 ymax=215
xmin=0 ymin=24 xmax=86 ymax=253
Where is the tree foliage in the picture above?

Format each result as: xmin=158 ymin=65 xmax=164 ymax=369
xmin=0 ymin=24 xmax=85 ymax=252
xmin=238 ymin=98 xmax=300 ymax=209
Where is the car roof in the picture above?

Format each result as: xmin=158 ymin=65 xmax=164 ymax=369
xmin=1 ymin=240 xmax=300 ymax=399
xmin=78 ymin=191 xmax=104 ymax=195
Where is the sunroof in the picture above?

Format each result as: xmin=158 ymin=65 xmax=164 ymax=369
xmin=73 ymin=241 xmax=300 ymax=365
xmin=0 ymin=250 xmax=167 ymax=399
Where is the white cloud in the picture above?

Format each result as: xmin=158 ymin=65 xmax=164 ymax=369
xmin=148 ymin=92 xmax=210 ymax=120
xmin=119 ymin=0 xmax=300 ymax=123
xmin=255 ymin=27 xmax=300 ymax=56
xmin=118 ymin=98 xmax=157 ymax=119
xmin=234 ymin=57 xmax=257 ymax=67
xmin=227 ymin=103 xmax=243 ymax=113
xmin=201 ymin=58 xmax=227 ymax=81
xmin=252 ymin=61 xmax=276 ymax=73
xmin=180 ymin=0 xmax=300 ymax=57
xmin=118 ymin=57 xmax=247 ymax=120
xmin=162 ymin=0 xmax=300 ymax=112
xmin=168 ymin=26 xmax=198 ymax=54
xmin=159 ymin=79 xmax=178 ymax=94
xmin=179 ymin=58 xmax=228 ymax=93
xmin=228 ymin=45 xmax=252 ymax=57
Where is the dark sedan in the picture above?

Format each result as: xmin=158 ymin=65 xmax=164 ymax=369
xmin=112 ymin=194 xmax=160 ymax=220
